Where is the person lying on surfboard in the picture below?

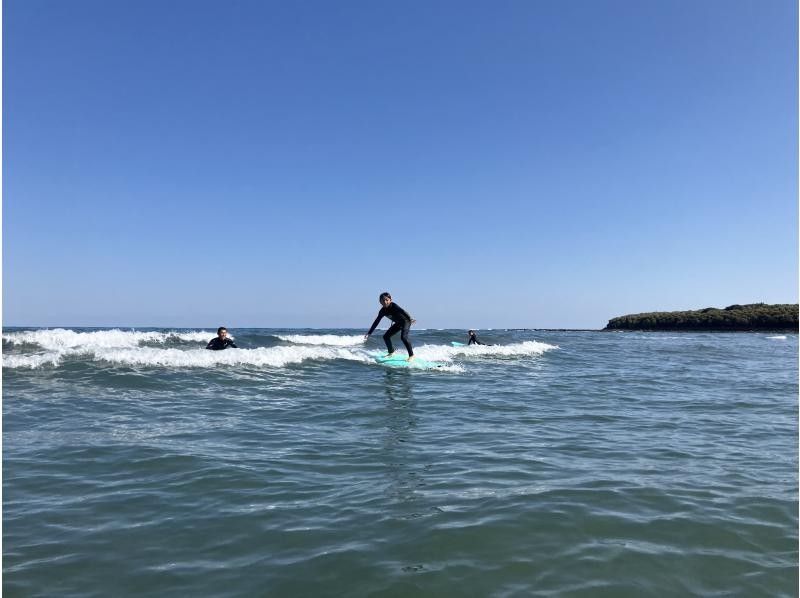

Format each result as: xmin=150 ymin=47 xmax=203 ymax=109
xmin=364 ymin=292 xmax=416 ymax=361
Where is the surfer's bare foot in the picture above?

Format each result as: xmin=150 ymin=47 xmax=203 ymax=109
xmin=386 ymin=352 xmax=395 ymax=358
xmin=407 ymin=355 xmax=415 ymax=362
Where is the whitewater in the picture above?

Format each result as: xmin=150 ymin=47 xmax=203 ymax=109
xmin=2 ymin=327 xmax=556 ymax=370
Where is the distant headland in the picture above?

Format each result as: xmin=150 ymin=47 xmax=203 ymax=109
xmin=605 ymin=303 xmax=799 ymax=332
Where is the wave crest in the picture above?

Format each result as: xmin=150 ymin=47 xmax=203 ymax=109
xmin=277 ymin=334 xmax=365 ymax=347
xmin=91 ymin=346 xmax=372 ymax=368
xmin=3 ymin=330 xmax=556 ymax=371
xmin=3 ymin=328 xmax=213 ymax=350
xmin=414 ymin=340 xmax=558 ymax=362
xmin=3 ymin=352 xmax=64 ymax=369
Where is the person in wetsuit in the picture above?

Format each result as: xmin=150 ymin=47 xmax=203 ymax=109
xmin=467 ymin=330 xmax=485 ymax=345
xmin=206 ymin=327 xmax=238 ymax=350
xmin=364 ymin=292 xmax=416 ymax=360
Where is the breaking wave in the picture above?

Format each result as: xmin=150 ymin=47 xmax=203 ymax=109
xmin=3 ymin=353 xmax=65 ymax=369
xmin=411 ymin=340 xmax=557 ymax=362
xmin=3 ymin=328 xmax=213 ymax=350
xmin=3 ymin=328 xmax=556 ymax=372
xmin=276 ymin=334 xmax=365 ymax=346
xmin=92 ymin=345 xmax=372 ymax=368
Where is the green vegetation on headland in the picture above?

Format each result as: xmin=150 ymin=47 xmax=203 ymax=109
xmin=605 ymin=304 xmax=799 ymax=332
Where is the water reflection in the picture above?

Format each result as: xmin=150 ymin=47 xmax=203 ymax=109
xmin=380 ymin=370 xmax=428 ymax=513
xmin=383 ymin=369 xmax=413 ymax=403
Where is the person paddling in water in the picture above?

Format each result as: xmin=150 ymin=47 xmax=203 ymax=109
xmin=364 ymin=292 xmax=416 ymax=361
xmin=206 ymin=327 xmax=238 ymax=350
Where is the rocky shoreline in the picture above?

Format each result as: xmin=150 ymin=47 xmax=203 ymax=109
xmin=605 ymin=303 xmax=798 ymax=332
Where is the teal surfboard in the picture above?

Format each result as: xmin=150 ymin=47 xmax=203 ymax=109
xmin=375 ymin=354 xmax=442 ymax=369
xmin=451 ymin=341 xmax=465 ymax=347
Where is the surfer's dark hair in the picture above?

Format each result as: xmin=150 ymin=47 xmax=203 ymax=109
xmin=217 ymin=327 xmax=227 ymax=334
xmin=379 ymin=292 xmax=391 ymax=301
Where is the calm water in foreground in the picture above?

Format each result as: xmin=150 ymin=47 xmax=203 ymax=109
xmin=3 ymin=328 xmax=798 ymax=596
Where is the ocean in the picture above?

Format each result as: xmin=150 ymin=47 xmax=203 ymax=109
xmin=3 ymin=327 xmax=797 ymax=596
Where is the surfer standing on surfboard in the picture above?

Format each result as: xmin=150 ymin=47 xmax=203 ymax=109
xmin=468 ymin=330 xmax=486 ymax=345
xmin=364 ymin=292 xmax=416 ymax=361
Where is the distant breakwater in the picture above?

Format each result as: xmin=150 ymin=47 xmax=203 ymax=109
xmin=605 ymin=303 xmax=798 ymax=332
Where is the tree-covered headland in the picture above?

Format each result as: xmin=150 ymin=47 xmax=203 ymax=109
xmin=605 ymin=304 xmax=798 ymax=332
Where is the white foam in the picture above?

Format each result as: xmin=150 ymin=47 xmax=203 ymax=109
xmin=2 ymin=333 xmax=554 ymax=371
xmin=2 ymin=352 xmax=64 ymax=369
xmin=412 ymin=340 xmax=558 ymax=362
xmin=91 ymin=345 xmax=466 ymax=372
xmin=407 ymin=361 xmax=465 ymax=373
xmin=170 ymin=331 xmax=216 ymax=342
xmin=766 ymin=335 xmax=787 ymax=340
xmin=436 ymin=364 xmax=465 ymax=373
xmin=91 ymin=345 xmax=374 ymax=368
xmin=2 ymin=328 xmax=214 ymax=350
xmin=277 ymin=334 xmax=365 ymax=347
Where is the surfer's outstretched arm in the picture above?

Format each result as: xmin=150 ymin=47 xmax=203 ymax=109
xmin=365 ymin=310 xmax=385 ymax=339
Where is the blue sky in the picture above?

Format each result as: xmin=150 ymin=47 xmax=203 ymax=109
xmin=4 ymin=0 xmax=797 ymax=328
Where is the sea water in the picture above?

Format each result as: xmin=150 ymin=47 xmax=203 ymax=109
xmin=3 ymin=328 xmax=797 ymax=596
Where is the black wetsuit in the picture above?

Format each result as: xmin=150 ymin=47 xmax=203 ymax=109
xmin=206 ymin=337 xmax=237 ymax=350
xmin=367 ymin=303 xmax=414 ymax=356
xmin=468 ymin=333 xmax=485 ymax=346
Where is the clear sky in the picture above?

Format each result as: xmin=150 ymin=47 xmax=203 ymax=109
xmin=3 ymin=0 xmax=797 ymax=329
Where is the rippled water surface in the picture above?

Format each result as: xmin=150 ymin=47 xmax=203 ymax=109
xmin=3 ymin=328 xmax=798 ymax=596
